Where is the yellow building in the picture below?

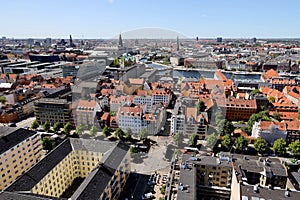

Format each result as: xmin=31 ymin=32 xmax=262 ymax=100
xmin=3 ymin=138 xmax=130 ymax=200
xmin=0 ymin=127 xmax=42 ymax=191
xmin=177 ymin=154 xmax=232 ymax=200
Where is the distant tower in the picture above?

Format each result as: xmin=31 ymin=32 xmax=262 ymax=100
xmin=45 ymin=38 xmax=51 ymax=46
xmin=119 ymin=33 xmax=123 ymax=47
xmin=134 ymin=38 xmax=139 ymax=46
xmin=217 ymin=37 xmax=222 ymax=43
xmin=69 ymin=34 xmax=73 ymax=45
xmin=196 ymin=36 xmax=199 ymax=41
xmin=252 ymin=37 xmax=257 ymax=43
xmin=69 ymin=34 xmax=76 ymax=47
xmin=176 ymin=36 xmax=180 ymax=51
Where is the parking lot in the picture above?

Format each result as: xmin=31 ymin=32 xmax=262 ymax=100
xmin=119 ymin=135 xmax=174 ymax=200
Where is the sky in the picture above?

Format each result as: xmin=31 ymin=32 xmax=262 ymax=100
xmin=1 ymin=0 xmax=299 ymax=39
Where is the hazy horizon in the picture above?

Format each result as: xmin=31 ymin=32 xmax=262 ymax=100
xmin=1 ymin=0 xmax=300 ymax=39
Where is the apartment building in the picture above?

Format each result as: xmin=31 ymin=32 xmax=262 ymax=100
xmin=177 ymin=154 xmax=232 ymax=200
xmin=216 ymin=98 xmax=257 ymax=121
xmin=152 ymin=89 xmax=171 ymax=106
xmin=117 ymin=105 xmax=144 ymax=134
xmin=133 ymin=93 xmax=153 ymax=112
xmin=0 ymin=127 xmax=42 ymax=191
xmin=76 ymin=99 xmax=100 ymax=126
xmin=252 ymin=119 xmax=300 ymax=145
xmin=233 ymin=154 xmax=287 ymax=189
xmin=34 ymin=98 xmax=72 ymax=125
xmin=110 ymin=95 xmax=129 ymax=112
xmin=252 ymin=121 xmax=287 ymax=145
xmin=271 ymin=77 xmax=297 ymax=91
xmin=283 ymin=85 xmax=300 ymax=106
xmin=2 ymin=138 xmax=130 ymax=200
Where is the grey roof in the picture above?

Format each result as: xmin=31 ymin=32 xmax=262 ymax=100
xmin=72 ymin=143 xmax=129 ymax=200
xmin=177 ymin=158 xmax=197 ymax=200
xmin=5 ymin=139 xmax=73 ymax=192
xmin=241 ymin=185 xmax=300 ymax=200
xmin=140 ymin=69 xmax=157 ymax=79
xmin=232 ymin=154 xmax=287 ymax=182
xmin=0 ymin=192 xmax=65 ymax=200
xmin=69 ymin=138 xmax=117 ymax=153
xmin=182 ymin=154 xmax=232 ymax=168
xmin=159 ymin=76 xmax=174 ymax=82
xmin=0 ymin=127 xmax=37 ymax=155
xmin=291 ymin=172 xmax=300 ymax=187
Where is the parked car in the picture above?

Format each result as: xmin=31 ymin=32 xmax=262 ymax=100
xmin=141 ymin=192 xmax=154 ymax=199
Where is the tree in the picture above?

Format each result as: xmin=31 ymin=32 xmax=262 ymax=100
xmin=188 ymin=133 xmax=197 ymax=146
xmin=273 ymin=138 xmax=286 ymax=155
xmin=109 ymin=111 xmax=116 ymax=116
xmin=254 ymin=138 xmax=267 ymax=154
xmin=43 ymin=121 xmax=50 ymax=132
xmin=102 ymin=125 xmax=111 ymax=137
xmin=160 ymin=184 xmax=166 ymax=194
xmin=115 ymin=127 xmax=125 ymax=139
xmin=125 ymin=128 xmax=132 ymax=140
xmin=268 ymin=96 xmax=275 ymax=103
xmin=53 ymin=122 xmax=61 ymax=133
xmin=42 ymin=137 xmax=52 ymax=152
xmin=197 ymin=100 xmax=206 ymax=113
xmin=173 ymin=132 xmax=183 ymax=146
xmin=215 ymin=112 xmax=224 ymax=125
xmin=217 ymin=119 xmax=234 ymax=136
xmin=113 ymin=57 xmax=119 ymax=66
xmin=206 ymin=133 xmax=218 ymax=148
xmin=221 ymin=134 xmax=231 ymax=151
xmin=139 ymin=128 xmax=147 ymax=140
xmin=248 ymin=111 xmax=271 ymax=128
xmin=64 ymin=122 xmax=73 ymax=135
xmin=235 ymin=136 xmax=248 ymax=152
xmin=223 ymin=120 xmax=235 ymax=135
xmin=273 ymin=112 xmax=281 ymax=121
xmin=89 ymin=125 xmax=97 ymax=136
xmin=288 ymin=140 xmax=300 ymax=156
xmin=0 ymin=96 xmax=6 ymax=105
xmin=298 ymin=109 xmax=300 ymax=120
xmin=31 ymin=120 xmax=39 ymax=130
xmin=250 ymin=89 xmax=261 ymax=95
xmin=75 ymin=124 xmax=84 ymax=135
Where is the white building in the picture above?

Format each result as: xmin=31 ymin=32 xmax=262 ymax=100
xmin=252 ymin=121 xmax=287 ymax=145
xmin=76 ymin=100 xmax=100 ymax=126
xmin=110 ymin=95 xmax=129 ymax=112
xmin=117 ymin=105 xmax=145 ymax=134
xmin=117 ymin=104 xmax=165 ymax=135
xmin=152 ymin=89 xmax=171 ymax=106
xmin=133 ymin=95 xmax=153 ymax=112
xmin=170 ymin=114 xmax=185 ymax=134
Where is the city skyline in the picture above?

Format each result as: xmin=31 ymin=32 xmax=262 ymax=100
xmin=1 ymin=0 xmax=300 ymax=39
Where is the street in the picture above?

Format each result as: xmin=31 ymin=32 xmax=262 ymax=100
xmin=16 ymin=117 xmax=36 ymax=129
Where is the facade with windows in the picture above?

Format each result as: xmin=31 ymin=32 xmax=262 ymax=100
xmin=0 ymin=127 xmax=42 ymax=191
xmin=3 ymin=138 xmax=130 ymax=200
xmin=34 ymin=98 xmax=72 ymax=125
xmin=76 ymin=100 xmax=100 ymax=126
